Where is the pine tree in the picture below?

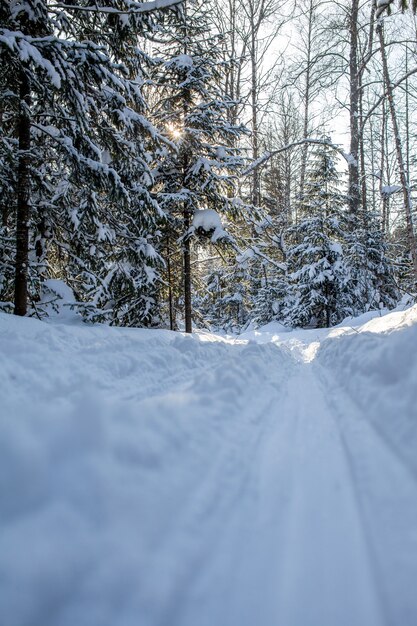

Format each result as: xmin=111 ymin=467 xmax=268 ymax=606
xmin=346 ymin=210 xmax=398 ymax=314
xmin=0 ymin=0 xmax=179 ymax=324
xmin=151 ymin=0 xmax=247 ymax=332
xmin=285 ymin=144 xmax=351 ymax=328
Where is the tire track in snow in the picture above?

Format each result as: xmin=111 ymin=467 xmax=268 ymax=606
xmin=137 ymin=344 xmax=390 ymax=626
xmin=315 ymin=361 xmax=417 ymax=626
xmin=131 ymin=341 xmax=296 ymax=626
xmin=318 ymin=358 xmax=417 ymax=486
xmin=3 ymin=314 xmax=415 ymax=626
xmin=268 ymin=362 xmax=385 ymax=626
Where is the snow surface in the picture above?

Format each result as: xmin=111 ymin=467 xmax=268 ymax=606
xmin=1 ymin=305 xmax=417 ymax=626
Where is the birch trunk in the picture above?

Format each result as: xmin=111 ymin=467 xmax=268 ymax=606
xmin=348 ymin=0 xmax=361 ymax=215
xmin=377 ymin=21 xmax=417 ymax=284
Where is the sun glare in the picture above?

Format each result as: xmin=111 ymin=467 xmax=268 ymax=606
xmin=167 ymin=124 xmax=182 ymax=139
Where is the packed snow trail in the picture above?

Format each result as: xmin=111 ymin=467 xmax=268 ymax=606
xmin=1 ymin=307 xmax=417 ymax=626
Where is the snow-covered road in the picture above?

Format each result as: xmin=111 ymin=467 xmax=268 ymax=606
xmin=1 ymin=307 xmax=417 ymax=626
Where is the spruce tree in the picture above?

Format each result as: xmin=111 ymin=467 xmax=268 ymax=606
xmin=0 ymin=0 xmax=178 ymax=324
xmin=151 ymin=0 xmax=247 ymax=332
xmin=346 ymin=211 xmax=398 ymax=315
xmin=285 ymin=143 xmax=351 ymax=328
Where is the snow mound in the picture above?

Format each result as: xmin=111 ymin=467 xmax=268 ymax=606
xmin=318 ymin=303 xmax=417 ymax=473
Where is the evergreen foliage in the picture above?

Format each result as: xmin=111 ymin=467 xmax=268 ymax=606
xmin=0 ymin=0 xmax=408 ymax=331
xmin=284 ymin=144 xmax=351 ymax=328
xmin=346 ymin=213 xmax=398 ymax=316
xmin=0 ymin=0 xmax=177 ymax=324
xmin=151 ymin=0 xmax=248 ymax=330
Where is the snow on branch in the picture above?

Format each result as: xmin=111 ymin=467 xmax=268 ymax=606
xmin=381 ymin=185 xmax=402 ymax=197
xmin=234 ymin=244 xmax=286 ymax=272
xmin=375 ymin=0 xmax=393 ymax=19
xmin=48 ymin=0 xmax=183 ymax=15
xmin=190 ymin=210 xmax=231 ymax=244
xmin=380 ymin=184 xmax=417 ymax=197
xmin=242 ymin=138 xmax=354 ymax=176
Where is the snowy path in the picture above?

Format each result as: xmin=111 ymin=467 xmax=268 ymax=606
xmin=1 ymin=310 xmax=417 ymax=626
xmin=140 ymin=353 xmax=417 ymax=626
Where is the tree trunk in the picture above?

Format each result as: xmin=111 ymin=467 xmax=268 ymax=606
xmin=250 ymin=20 xmax=260 ymax=207
xmin=181 ymin=0 xmax=192 ymax=334
xmin=359 ymin=84 xmax=368 ymax=220
xmin=377 ymin=22 xmax=417 ymax=284
xmin=299 ymin=0 xmax=314 ymax=207
xmin=348 ymin=0 xmax=361 ymax=215
xmin=14 ymin=67 xmax=31 ymax=316
xmin=183 ymin=217 xmax=192 ymax=333
xmin=166 ymin=239 xmax=175 ymax=331
xmin=380 ymin=99 xmax=389 ymax=235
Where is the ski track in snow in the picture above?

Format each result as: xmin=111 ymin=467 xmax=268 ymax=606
xmin=1 ymin=309 xmax=417 ymax=626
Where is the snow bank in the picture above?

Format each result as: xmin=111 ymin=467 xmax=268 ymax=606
xmin=318 ymin=304 xmax=417 ymax=473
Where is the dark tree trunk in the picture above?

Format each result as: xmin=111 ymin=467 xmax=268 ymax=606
xmin=166 ymin=238 xmax=176 ymax=331
xmin=180 ymin=1 xmax=192 ymax=334
xmin=183 ymin=216 xmax=192 ymax=333
xmin=380 ymin=99 xmax=389 ymax=235
xmin=14 ymin=67 xmax=31 ymax=316
xmin=359 ymin=86 xmax=368 ymax=220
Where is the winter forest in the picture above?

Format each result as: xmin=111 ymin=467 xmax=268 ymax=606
xmin=2 ymin=0 xmax=417 ymax=331
xmin=2 ymin=2 xmax=417 ymax=625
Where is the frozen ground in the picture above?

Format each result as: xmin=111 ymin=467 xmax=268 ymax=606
xmin=1 ymin=303 xmax=417 ymax=626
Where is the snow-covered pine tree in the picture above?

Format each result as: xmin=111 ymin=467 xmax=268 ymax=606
xmin=284 ymin=143 xmax=351 ymax=328
xmin=151 ymin=0 xmax=247 ymax=332
xmin=346 ymin=209 xmax=398 ymax=315
xmin=197 ymin=263 xmax=250 ymax=332
xmin=0 ymin=0 xmax=179 ymax=324
xmin=249 ymin=153 xmax=291 ymax=326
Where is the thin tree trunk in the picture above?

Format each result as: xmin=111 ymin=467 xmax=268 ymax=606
xmin=348 ymin=0 xmax=361 ymax=215
xmin=182 ymin=0 xmax=192 ymax=333
xmin=377 ymin=22 xmax=417 ymax=284
xmin=299 ymin=0 xmax=314 ymax=206
xmin=0 ymin=107 xmax=9 ymax=229
xmin=370 ymin=119 xmax=376 ymax=215
xmin=183 ymin=216 xmax=192 ymax=333
xmin=250 ymin=22 xmax=260 ymax=207
xmin=380 ymin=99 xmax=389 ymax=234
xmin=166 ymin=240 xmax=175 ymax=331
xmin=14 ymin=67 xmax=31 ymax=316
xmin=405 ymin=45 xmax=410 ymax=182
xmin=359 ymin=83 xmax=368 ymax=221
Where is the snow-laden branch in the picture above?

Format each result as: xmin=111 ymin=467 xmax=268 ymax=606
xmin=48 ymin=0 xmax=182 ymax=15
xmin=381 ymin=183 xmax=417 ymax=197
xmin=238 ymin=245 xmax=286 ymax=271
xmin=375 ymin=0 xmax=393 ymax=19
xmin=242 ymin=138 xmax=353 ymax=176
xmin=31 ymin=122 xmax=126 ymax=193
